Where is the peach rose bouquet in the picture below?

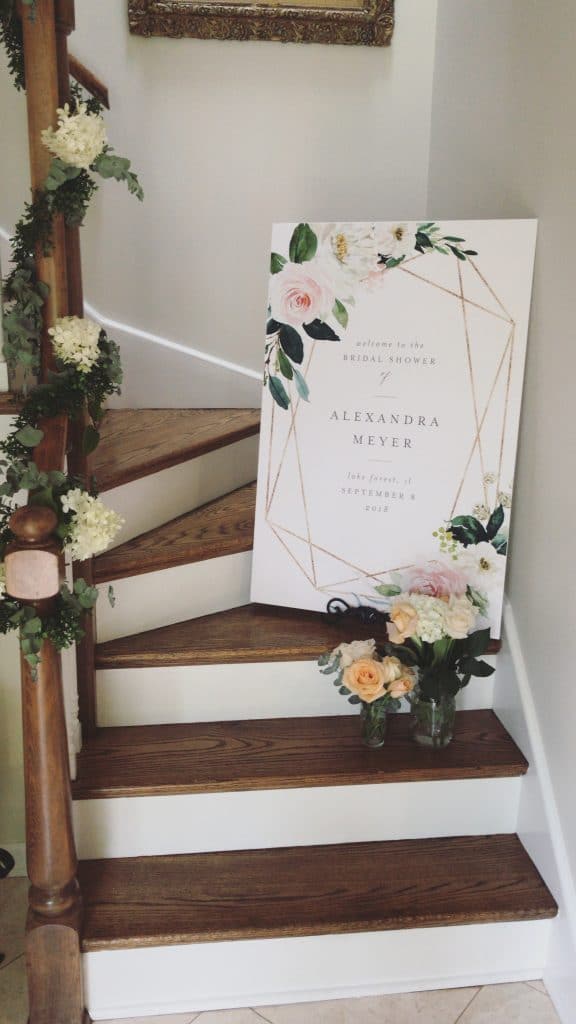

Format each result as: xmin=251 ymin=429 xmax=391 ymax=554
xmin=373 ymin=564 xmax=495 ymax=747
xmin=318 ymin=638 xmax=416 ymax=748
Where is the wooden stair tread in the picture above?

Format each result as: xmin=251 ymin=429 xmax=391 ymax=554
xmin=96 ymin=601 xmax=501 ymax=669
xmin=72 ymin=710 xmax=528 ymax=800
xmin=79 ymin=834 xmax=557 ymax=950
xmin=93 ymin=482 xmax=256 ymax=583
xmin=93 ymin=408 xmax=260 ymax=492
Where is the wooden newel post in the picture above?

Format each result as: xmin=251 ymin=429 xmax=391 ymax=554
xmin=7 ymin=509 xmax=85 ymax=1023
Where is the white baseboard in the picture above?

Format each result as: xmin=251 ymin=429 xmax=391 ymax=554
xmin=495 ymin=600 xmax=576 ymax=1024
xmin=83 ymin=920 xmax=551 ymax=1020
xmin=0 ymin=841 xmax=26 ymax=877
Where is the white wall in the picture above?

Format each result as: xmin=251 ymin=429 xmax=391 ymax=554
xmin=430 ymin=0 xmax=576 ymax=1015
xmin=0 ymin=0 xmax=438 ymax=404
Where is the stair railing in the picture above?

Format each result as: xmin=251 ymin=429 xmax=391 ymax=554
xmin=4 ymin=1 xmax=105 ymax=1018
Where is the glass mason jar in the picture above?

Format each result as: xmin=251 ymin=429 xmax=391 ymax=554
xmin=411 ymin=687 xmax=456 ymax=748
xmin=361 ymin=700 xmax=388 ymax=748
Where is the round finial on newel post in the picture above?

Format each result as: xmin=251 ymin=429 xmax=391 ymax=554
xmin=9 ymin=506 xmax=58 ymax=545
xmin=5 ymin=507 xmax=61 ymax=602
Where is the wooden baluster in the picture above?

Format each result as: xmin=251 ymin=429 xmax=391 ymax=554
xmin=17 ymin=2 xmax=85 ymax=1019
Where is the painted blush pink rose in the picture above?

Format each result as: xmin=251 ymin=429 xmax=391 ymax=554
xmin=405 ymin=562 xmax=467 ymax=600
xmin=269 ymin=263 xmax=335 ymax=327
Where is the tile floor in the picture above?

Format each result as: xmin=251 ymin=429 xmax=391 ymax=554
xmin=1 ymin=877 xmax=561 ymax=1023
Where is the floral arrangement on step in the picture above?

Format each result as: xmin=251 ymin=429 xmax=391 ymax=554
xmin=0 ymin=3 xmax=143 ymax=672
xmin=319 ymin=561 xmax=495 ymax=749
xmin=318 ymin=639 xmax=416 ymax=748
xmin=266 ymin=221 xmax=478 ymax=410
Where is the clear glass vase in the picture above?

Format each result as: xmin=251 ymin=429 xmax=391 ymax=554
xmin=361 ymin=702 xmax=388 ymax=748
xmin=411 ymin=689 xmax=456 ymax=748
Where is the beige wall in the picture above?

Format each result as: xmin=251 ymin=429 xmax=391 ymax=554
xmin=429 ymin=0 xmax=576 ymax=878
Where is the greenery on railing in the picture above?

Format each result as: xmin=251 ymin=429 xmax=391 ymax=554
xmin=0 ymin=2 xmax=143 ymax=672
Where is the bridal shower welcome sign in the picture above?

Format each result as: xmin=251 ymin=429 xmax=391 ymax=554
xmin=250 ymin=221 xmax=537 ymax=637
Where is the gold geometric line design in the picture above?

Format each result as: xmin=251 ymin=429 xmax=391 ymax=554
xmin=292 ymin=417 xmax=318 ymax=586
xmin=269 ymin=524 xmax=316 ymax=588
xmin=497 ymin=323 xmax=515 ymax=496
xmin=399 ymin=264 xmax=514 ymax=325
xmin=457 ymin=260 xmax=488 ymax=503
xmin=265 ymin=394 xmax=276 ymax=513
xmin=269 ymin=520 xmax=372 ymax=580
xmin=468 ymin=257 xmax=515 ymax=323
xmin=449 ymin=324 xmax=514 ymax=518
xmin=266 ymin=341 xmax=317 ymax=518
xmin=270 ymin=520 xmax=412 ymax=591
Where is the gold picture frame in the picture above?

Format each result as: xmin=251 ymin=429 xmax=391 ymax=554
xmin=128 ymin=0 xmax=394 ymax=47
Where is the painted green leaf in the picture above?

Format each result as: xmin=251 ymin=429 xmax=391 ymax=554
xmin=443 ymin=236 xmax=466 ymax=243
xmin=486 ymin=504 xmax=504 ymax=540
xmin=303 ymin=319 xmax=339 ymax=342
xmin=449 ymin=515 xmax=488 ymax=546
xmin=288 ymin=223 xmax=317 ymax=264
xmin=15 ymin=425 xmax=44 ymax=448
xmin=278 ymin=324 xmax=304 ymax=364
xmin=292 ymin=366 xmax=310 ymax=402
xmin=333 ymin=299 xmax=348 ymax=329
xmin=492 ymin=533 xmax=508 ymax=555
xmin=268 ymin=375 xmax=290 ymax=410
xmin=375 ymin=583 xmax=402 ymax=597
xmin=277 ymin=349 xmax=293 ymax=380
xmin=270 ymin=253 xmax=287 ymax=274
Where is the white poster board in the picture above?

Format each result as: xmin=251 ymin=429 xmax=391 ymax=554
xmin=251 ymin=220 xmax=537 ymax=637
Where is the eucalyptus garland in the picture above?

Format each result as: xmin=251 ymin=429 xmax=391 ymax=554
xmin=0 ymin=3 xmax=142 ymax=673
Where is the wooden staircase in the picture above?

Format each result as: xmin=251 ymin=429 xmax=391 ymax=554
xmin=64 ymin=405 xmax=557 ymax=1019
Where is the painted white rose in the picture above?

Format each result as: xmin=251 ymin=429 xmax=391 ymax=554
xmin=332 ymin=638 xmax=377 ymax=668
xmin=269 ymin=262 xmax=335 ymax=327
xmin=375 ymin=222 xmax=417 ymax=260
xmin=456 ymin=541 xmax=505 ymax=591
xmin=315 ymin=222 xmax=377 ymax=299
xmin=42 ymin=102 xmax=107 ymax=170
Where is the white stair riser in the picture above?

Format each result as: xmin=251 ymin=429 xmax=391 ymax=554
xmin=96 ymin=657 xmax=496 ymax=726
xmin=101 ymin=433 xmax=259 ymax=546
xmin=74 ymin=776 xmax=521 ymax=860
xmin=96 ymin=552 xmax=252 ymax=642
xmin=83 ymin=920 xmax=551 ymax=1020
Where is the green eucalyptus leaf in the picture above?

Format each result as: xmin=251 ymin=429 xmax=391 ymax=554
xmin=15 ymin=424 xmax=44 ymax=448
xmin=375 ymin=583 xmax=402 ymax=597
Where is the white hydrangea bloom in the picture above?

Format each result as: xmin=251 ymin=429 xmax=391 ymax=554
xmin=332 ymin=638 xmax=377 ymax=668
xmin=0 ymin=562 xmax=6 ymax=599
xmin=41 ymin=102 xmax=107 ymax=169
xmin=399 ymin=592 xmax=447 ymax=643
xmin=61 ymin=489 xmax=124 ymax=561
xmin=48 ymin=316 xmax=100 ymax=372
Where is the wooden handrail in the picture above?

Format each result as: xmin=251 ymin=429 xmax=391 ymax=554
xmin=69 ymin=53 xmax=110 ymax=108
